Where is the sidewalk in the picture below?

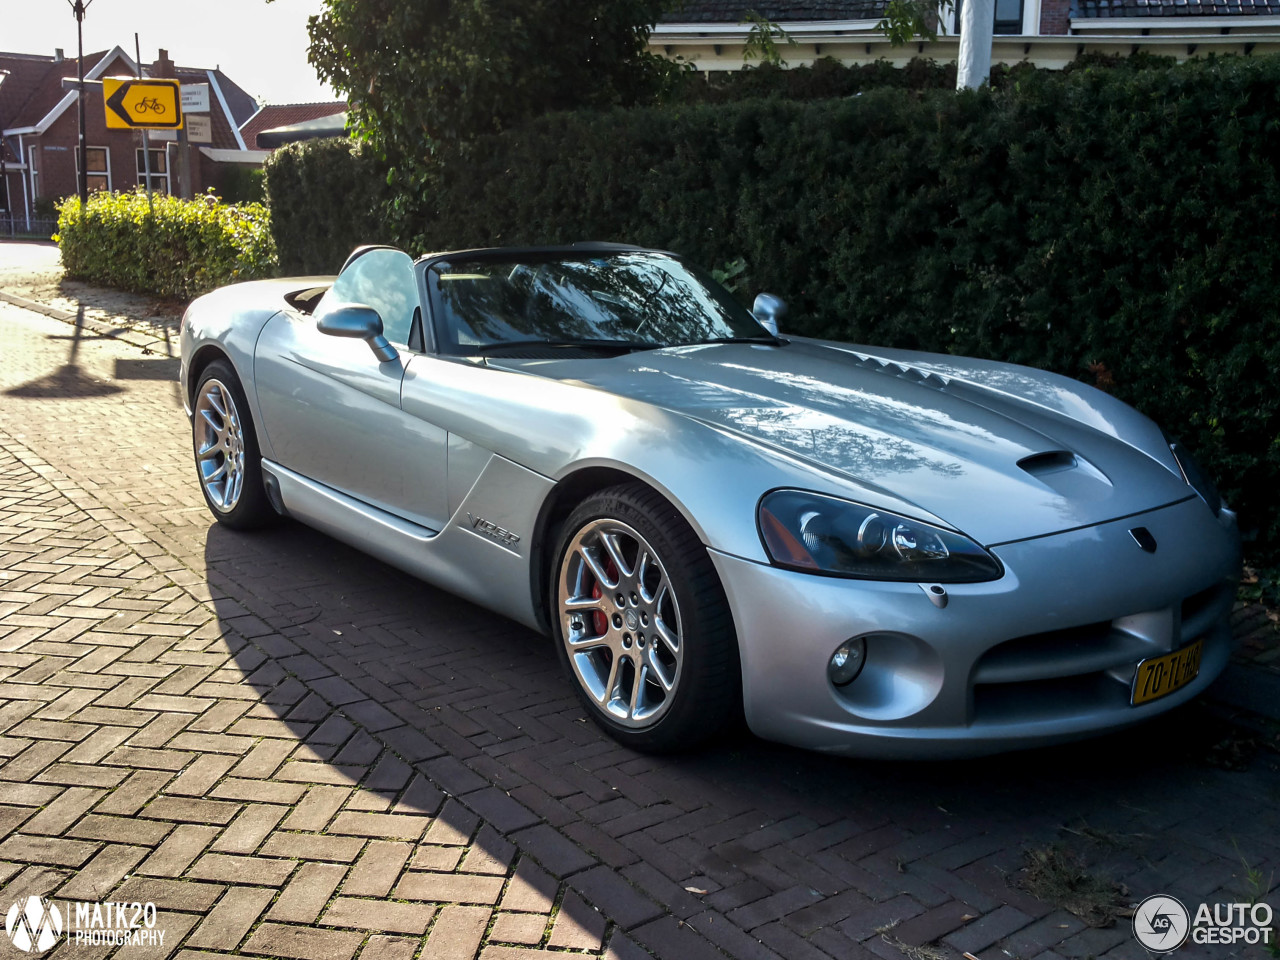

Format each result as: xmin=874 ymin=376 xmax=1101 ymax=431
xmin=0 ymin=240 xmax=183 ymax=358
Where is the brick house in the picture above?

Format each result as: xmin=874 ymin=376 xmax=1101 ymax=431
xmin=240 ymin=102 xmax=347 ymax=150
xmin=653 ymin=0 xmax=1280 ymax=72
xmin=1 ymin=46 xmax=262 ymax=230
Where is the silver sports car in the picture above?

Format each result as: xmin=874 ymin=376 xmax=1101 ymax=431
xmin=180 ymin=243 xmax=1240 ymax=757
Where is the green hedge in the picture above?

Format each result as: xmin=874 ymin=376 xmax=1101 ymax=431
xmin=661 ymin=52 xmax=1182 ymax=105
xmin=265 ymin=56 xmax=1280 ymax=564
xmin=263 ymin=138 xmax=393 ymax=275
xmin=669 ymin=56 xmax=957 ymax=103
xmin=55 ymin=191 xmax=277 ymax=299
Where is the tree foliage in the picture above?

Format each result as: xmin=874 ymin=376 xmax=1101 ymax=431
xmin=306 ymin=0 xmax=679 ymax=159
xmin=879 ymin=0 xmax=954 ymax=44
xmin=741 ymin=11 xmax=798 ymax=66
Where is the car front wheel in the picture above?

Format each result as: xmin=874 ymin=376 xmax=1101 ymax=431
xmin=192 ymin=359 xmax=273 ymax=529
xmin=552 ymin=482 xmax=740 ymax=752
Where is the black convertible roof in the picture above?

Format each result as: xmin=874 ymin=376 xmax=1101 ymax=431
xmin=413 ymin=242 xmax=662 ymax=267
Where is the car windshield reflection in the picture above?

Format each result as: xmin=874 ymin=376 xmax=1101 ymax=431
xmin=428 ymin=252 xmax=776 ymax=355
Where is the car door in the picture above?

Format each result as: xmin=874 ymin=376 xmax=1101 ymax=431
xmin=252 ymin=247 xmax=449 ymax=531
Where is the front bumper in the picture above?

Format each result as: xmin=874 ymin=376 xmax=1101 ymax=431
xmin=712 ymin=496 xmax=1240 ymax=758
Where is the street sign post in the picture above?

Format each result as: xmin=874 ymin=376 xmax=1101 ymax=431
xmin=103 ymin=78 xmax=182 ymax=130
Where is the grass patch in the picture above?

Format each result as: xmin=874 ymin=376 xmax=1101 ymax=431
xmin=874 ymin=920 xmax=951 ymax=960
xmin=1016 ymin=845 xmax=1129 ymax=927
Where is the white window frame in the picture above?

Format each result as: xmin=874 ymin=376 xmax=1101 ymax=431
xmin=136 ymin=146 xmax=169 ymax=195
xmin=29 ymin=141 xmax=38 ymax=205
xmin=76 ymin=145 xmax=113 ymax=193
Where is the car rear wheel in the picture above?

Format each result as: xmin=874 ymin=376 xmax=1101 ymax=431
xmin=192 ymin=359 xmax=273 ymax=529
xmin=552 ymin=482 xmax=740 ymax=752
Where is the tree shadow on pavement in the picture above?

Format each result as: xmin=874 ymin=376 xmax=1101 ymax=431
xmin=5 ymin=307 xmax=123 ymax=398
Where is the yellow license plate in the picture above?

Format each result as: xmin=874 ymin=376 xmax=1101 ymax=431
xmin=1131 ymin=640 xmax=1203 ymax=706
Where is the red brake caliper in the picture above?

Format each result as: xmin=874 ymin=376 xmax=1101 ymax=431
xmin=590 ymin=560 xmax=616 ymax=636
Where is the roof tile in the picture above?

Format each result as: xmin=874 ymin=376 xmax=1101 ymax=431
xmin=1072 ymin=0 xmax=1280 ymax=16
xmin=661 ymin=1 xmax=887 ymax=22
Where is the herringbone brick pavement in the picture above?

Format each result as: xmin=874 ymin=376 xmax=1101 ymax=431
xmin=0 ymin=289 xmax=1277 ymax=960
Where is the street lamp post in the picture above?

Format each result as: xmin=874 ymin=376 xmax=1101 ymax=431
xmin=68 ymin=0 xmax=94 ymax=208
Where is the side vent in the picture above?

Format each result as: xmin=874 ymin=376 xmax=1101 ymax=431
xmin=849 ymin=353 xmax=950 ymax=391
xmin=263 ymin=472 xmax=287 ymax=516
xmin=1017 ymin=450 xmax=1077 ymax=476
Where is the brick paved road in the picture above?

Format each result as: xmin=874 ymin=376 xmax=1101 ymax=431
xmin=0 ymin=293 xmax=1277 ymax=960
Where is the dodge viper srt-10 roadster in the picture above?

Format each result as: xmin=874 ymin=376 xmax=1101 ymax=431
xmin=180 ymin=243 xmax=1240 ymax=757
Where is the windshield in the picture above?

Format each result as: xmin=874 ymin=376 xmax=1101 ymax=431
xmin=427 ymin=251 xmax=770 ymax=354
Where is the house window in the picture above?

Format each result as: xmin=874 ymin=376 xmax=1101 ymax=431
xmin=955 ymin=0 xmax=1027 ymax=34
xmin=994 ymin=0 xmax=1025 ymax=33
xmin=76 ymin=146 xmax=112 ymax=192
xmin=136 ymin=148 xmax=169 ymax=194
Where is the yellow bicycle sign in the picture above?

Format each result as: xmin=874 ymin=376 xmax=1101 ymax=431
xmin=103 ymin=78 xmax=182 ymax=130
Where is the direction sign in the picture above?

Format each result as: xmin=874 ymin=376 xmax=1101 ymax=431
xmin=186 ymin=114 xmax=213 ymax=144
xmin=180 ymin=83 xmax=210 ymax=114
xmin=103 ymin=78 xmax=183 ymax=130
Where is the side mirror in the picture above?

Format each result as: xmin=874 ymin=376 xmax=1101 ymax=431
xmin=752 ymin=293 xmax=787 ymax=336
xmin=317 ymin=304 xmax=398 ymax=362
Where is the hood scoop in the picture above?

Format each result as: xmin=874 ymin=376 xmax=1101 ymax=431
xmin=1017 ymin=450 xmax=1077 ymax=476
xmin=1014 ymin=448 xmax=1113 ymax=506
xmin=848 ymin=353 xmax=951 ymax=391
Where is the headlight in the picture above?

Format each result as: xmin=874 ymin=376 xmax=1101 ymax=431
xmin=758 ymin=490 xmax=1002 ymax=582
xmin=1167 ymin=440 xmax=1222 ymax=516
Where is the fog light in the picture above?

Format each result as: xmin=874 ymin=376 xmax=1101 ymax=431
xmin=828 ymin=637 xmax=867 ymax=686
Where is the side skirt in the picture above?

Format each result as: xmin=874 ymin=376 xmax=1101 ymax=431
xmin=261 ymin=459 xmax=550 ymax=631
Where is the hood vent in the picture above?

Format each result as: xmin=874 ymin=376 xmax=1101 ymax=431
xmin=849 ymin=353 xmax=950 ymax=391
xmin=1017 ymin=450 xmax=1077 ymax=476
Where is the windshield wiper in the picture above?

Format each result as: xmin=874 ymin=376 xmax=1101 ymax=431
xmin=672 ymin=335 xmax=785 ymax=347
xmin=473 ymin=339 xmax=657 ymax=353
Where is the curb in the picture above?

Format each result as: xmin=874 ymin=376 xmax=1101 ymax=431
xmin=0 ymin=288 xmax=76 ymax=323
xmin=0 ymin=287 xmax=180 ymax=357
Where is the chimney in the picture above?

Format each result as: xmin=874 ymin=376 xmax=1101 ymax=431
xmin=152 ymin=49 xmax=175 ymax=79
xmin=54 ymin=48 xmax=65 ymax=62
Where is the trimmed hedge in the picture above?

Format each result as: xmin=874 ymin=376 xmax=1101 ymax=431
xmin=263 ymin=138 xmax=393 ymax=275
xmin=56 ymin=191 xmax=276 ymax=299
xmin=266 ymin=56 xmax=1280 ymax=563
xmin=670 ymin=56 xmax=958 ymax=103
xmin=661 ymin=51 xmax=1182 ymax=105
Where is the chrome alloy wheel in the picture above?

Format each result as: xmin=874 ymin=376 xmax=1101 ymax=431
xmin=194 ymin=378 xmax=247 ymax=513
xmin=559 ymin=518 xmax=684 ymax=728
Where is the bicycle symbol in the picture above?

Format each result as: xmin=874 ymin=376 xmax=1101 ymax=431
xmin=133 ymin=96 xmax=167 ymax=115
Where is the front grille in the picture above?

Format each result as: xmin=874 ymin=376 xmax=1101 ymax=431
xmin=1181 ymin=582 xmax=1228 ymax=626
xmin=972 ymin=619 xmax=1148 ymax=685
xmin=973 ymin=670 xmax=1133 ymax=724
xmin=971 ymin=581 xmax=1233 ymax=723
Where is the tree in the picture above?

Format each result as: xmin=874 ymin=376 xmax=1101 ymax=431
xmin=741 ymin=11 xmax=798 ymax=67
xmin=307 ymin=0 xmax=680 ymax=160
xmin=878 ymin=0 xmax=951 ymax=45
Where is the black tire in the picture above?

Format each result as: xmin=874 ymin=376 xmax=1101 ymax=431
xmin=191 ymin=359 xmax=274 ymax=530
xmin=550 ymin=482 xmax=741 ymax=753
